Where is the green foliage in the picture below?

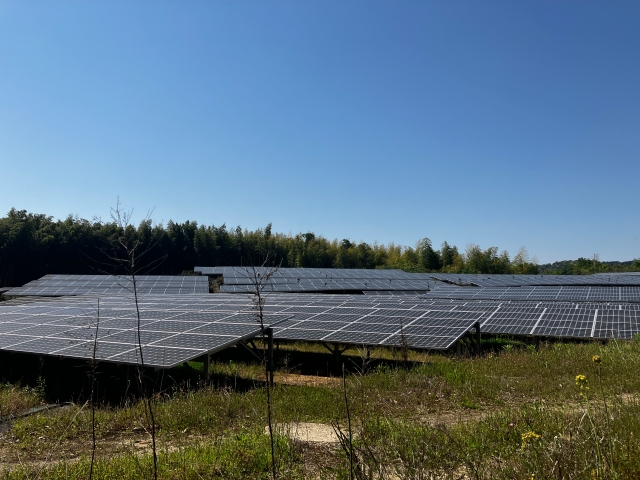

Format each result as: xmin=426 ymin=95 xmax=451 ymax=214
xmin=0 ymin=382 xmax=44 ymax=418
xmin=540 ymin=256 xmax=640 ymax=275
xmin=7 ymin=433 xmax=303 ymax=479
xmin=337 ymin=400 xmax=640 ymax=479
xmin=5 ymin=340 xmax=640 ymax=477
xmin=463 ymin=244 xmax=512 ymax=274
xmin=6 ymin=208 xmax=640 ymax=287
xmin=416 ymin=237 xmax=441 ymax=271
xmin=13 ymin=207 xmax=628 ymax=287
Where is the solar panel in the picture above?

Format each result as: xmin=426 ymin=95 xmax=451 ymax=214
xmin=0 ymin=294 xmax=483 ymax=355
xmin=593 ymin=309 xmax=640 ymax=339
xmin=5 ymin=275 xmax=209 ymax=296
xmin=421 ymin=285 xmax=640 ymax=303
xmin=200 ymin=267 xmax=640 ymax=293
xmin=476 ymin=301 xmax=640 ymax=340
xmin=197 ymin=267 xmax=418 ymax=280
xmin=258 ymin=295 xmax=481 ymax=350
xmin=429 ymin=273 xmax=640 ymax=287
xmin=213 ymin=268 xmax=436 ymax=293
xmin=0 ymin=294 xmax=286 ymax=368
xmin=4 ymin=292 xmax=638 ymax=365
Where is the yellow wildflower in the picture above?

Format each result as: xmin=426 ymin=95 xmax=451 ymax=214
xmin=521 ymin=431 xmax=541 ymax=449
xmin=592 ymin=355 xmax=602 ymax=364
xmin=575 ymin=374 xmax=588 ymax=389
xmin=575 ymin=374 xmax=590 ymax=397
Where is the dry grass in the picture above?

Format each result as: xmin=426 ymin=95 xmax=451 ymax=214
xmin=0 ymin=383 xmax=44 ymax=418
xmin=0 ymin=338 xmax=639 ymax=478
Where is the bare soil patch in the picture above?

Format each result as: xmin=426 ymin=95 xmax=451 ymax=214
xmin=268 ymin=422 xmax=340 ymax=444
xmin=273 ymin=373 xmax=340 ymax=388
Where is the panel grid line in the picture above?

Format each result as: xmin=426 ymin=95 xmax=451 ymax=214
xmin=529 ymin=308 xmax=548 ymax=335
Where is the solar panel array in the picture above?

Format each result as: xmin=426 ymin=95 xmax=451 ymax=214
xmin=2 ymin=292 xmax=640 ymax=367
xmin=429 ymin=273 xmax=640 ymax=287
xmin=1 ymin=267 xmax=639 ymax=366
xmin=264 ymin=294 xmax=479 ymax=349
xmin=196 ymin=267 xmax=640 ymax=290
xmin=220 ymin=279 xmax=434 ymax=293
xmin=4 ymin=275 xmax=209 ymax=297
xmin=196 ymin=266 xmax=428 ymax=280
xmin=363 ymin=290 xmax=429 ymax=296
xmin=279 ymin=295 xmax=640 ymax=341
xmin=0 ymin=294 xmax=286 ymax=367
xmin=421 ymin=285 xmax=640 ymax=302
xmin=196 ymin=266 xmax=435 ymax=293
xmin=290 ymin=295 xmax=638 ymax=341
xmin=593 ymin=272 xmax=640 ymax=276
xmin=480 ymin=301 xmax=640 ymax=339
xmin=0 ymin=294 xmax=482 ymax=361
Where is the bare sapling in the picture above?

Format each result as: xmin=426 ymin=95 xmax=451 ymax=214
xmin=89 ymin=298 xmax=100 ymax=480
xmin=332 ymin=363 xmax=358 ymax=480
xmin=103 ymin=200 xmax=166 ymax=480
xmin=245 ymin=255 xmax=281 ymax=480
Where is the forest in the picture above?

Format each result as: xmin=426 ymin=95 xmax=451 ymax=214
xmin=539 ymin=258 xmax=640 ymax=275
xmin=1 ymin=208 xmax=636 ymax=288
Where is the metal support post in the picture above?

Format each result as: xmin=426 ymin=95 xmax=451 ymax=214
xmin=321 ymin=342 xmax=349 ymax=372
xmin=238 ymin=340 xmax=264 ymax=362
xmin=267 ymin=328 xmax=274 ymax=386
xmin=456 ymin=340 xmax=462 ymax=356
xmin=334 ymin=343 xmax=342 ymax=368
xmin=474 ymin=322 xmax=481 ymax=356
xmin=204 ymin=353 xmax=210 ymax=382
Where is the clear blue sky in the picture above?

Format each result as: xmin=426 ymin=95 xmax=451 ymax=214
xmin=1 ymin=1 xmax=639 ymax=264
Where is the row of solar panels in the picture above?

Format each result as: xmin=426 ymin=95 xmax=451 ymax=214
xmin=195 ymin=266 xmax=426 ymax=280
xmin=4 ymin=275 xmax=209 ymax=296
xmin=0 ymin=293 xmax=481 ymax=367
xmin=7 ymin=271 xmax=640 ymax=298
xmin=196 ymin=266 xmax=640 ymax=287
xmin=219 ymin=280 xmax=640 ymax=303
xmin=421 ymin=285 xmax=640 ymax=302
xmin=429 ymin=273 xmax=640 ymax=287
xmin=220 ymin=276 xmax=432 ymax=286
xmin=1 ymin=293 xmax=639 ymax=369
xmin=220 ymin=279 xmax=436 ymax=293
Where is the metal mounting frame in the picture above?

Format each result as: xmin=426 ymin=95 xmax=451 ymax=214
xmin=200 ymin=328 xmax=274 ymax=385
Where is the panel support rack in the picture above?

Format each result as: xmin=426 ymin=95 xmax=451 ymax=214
xmin=321 ymin=342 xmax=351 ymax=367
xmin=237 ymin=328 xmax=274 ymax=385
xmin=457 ymin=322 xmax=481 ymax=357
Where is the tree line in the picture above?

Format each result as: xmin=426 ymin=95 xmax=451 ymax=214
xmin=539 ymin=258 xmax=640 ymax=275
xmin=0 ymin=207 xmax=549 ymax=287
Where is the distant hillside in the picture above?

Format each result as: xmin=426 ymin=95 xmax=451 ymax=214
xmin=539 ymin=258 xmax=640 ymax=275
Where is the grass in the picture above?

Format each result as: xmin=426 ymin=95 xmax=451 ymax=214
xmin=1 ymin=338 xmax=640 ymax=478
xmin=4 ymin=433 xmax=304 ymax=479
xmin=340 ymin=398 xmax=640 ymax=479
xmin=0 ymin=382 xmax=44 ymax=418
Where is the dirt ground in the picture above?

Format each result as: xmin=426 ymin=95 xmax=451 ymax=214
xmin=273 ymin=373 xmax=341 ymax=388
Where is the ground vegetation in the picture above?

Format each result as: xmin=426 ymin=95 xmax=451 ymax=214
xmin=0 ymin=338 xmax=639 ymax=478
